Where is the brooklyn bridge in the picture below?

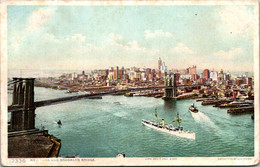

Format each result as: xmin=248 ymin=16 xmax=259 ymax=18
xmin=8 ymin=74 xmax=201 ymax=132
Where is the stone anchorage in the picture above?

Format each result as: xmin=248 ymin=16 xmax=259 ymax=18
xmin=8 ymin=78 xmax=61 ymax=158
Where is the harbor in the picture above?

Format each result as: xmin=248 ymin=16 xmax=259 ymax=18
xmin=8 ymin=86 xmax=253 ymax=157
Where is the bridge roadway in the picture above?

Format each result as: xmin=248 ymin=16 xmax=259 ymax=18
xmin=8 ymin=84 xmax=202 ymax=112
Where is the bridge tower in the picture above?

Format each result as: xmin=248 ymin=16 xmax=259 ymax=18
xmin=10 ymin=78 xmax=35 ymax=131
xmin=163 ymin=73 xmax=177 ymax=100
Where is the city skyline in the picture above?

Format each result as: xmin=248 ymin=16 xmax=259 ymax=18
xmin=8 ymin=5 xmax=256 ymax=72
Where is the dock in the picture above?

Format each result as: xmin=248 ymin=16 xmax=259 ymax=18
xmin=8 ymin=129 xmax=61 ymax=158
xmin=227 ymin=106 xmax=254 ymax=114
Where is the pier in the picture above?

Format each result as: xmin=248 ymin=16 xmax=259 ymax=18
xmin=227 ymin=106 xmax=254 ymax=114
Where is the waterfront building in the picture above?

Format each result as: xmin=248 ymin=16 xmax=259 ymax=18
xmin=210 ymin=71 xmax=218 ymax=81
xmin=236 ymin=78 xmax=244 ymax=86
xmin=120 ymin=67 xmax=124 ymax=80
xmin=136 ymin=71 xmax=141 ymax=80
xmin=108 ymin=68 xmax=114 ymax=81
xmin=198 ymin=78 xmax=205 ymax=84
xmin=246 ymin=77 xmax=253 ymax=86
xmin=203 ymin=69 xmax=210 ymax=80
xmin=185 ymin=68 xmax=189 ymax=75
xmin=224 ymin=73 xmax=230 ymax=81
xmin=227 ymin=80 xmax=233 ymax=85
xmin=192 ymin=74 xmax=199 ymax=80
xmin=156 ymin=70 xmax=161 ymax=79
xmin=187 ymin=65 xmax=197 ymax=75
xmin=113 ymin=66 xmax=119 ymax=80
xmin=175 ymin=73 xmax=180 ymax=82
xmin=141 ymin=72 xmax=146 ymax=81
xmin=218 ymin=69 xmax=224 ymax=80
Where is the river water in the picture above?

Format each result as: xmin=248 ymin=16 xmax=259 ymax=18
xmin=8 ymin=87 xmax=254 ymax=157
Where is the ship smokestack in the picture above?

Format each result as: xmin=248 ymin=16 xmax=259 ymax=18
xmin=162 ymin=119 xmax=165 ymax=128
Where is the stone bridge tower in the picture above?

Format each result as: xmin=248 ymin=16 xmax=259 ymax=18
xmin=10 ymin=78 xmax=35 ymax=131
xmin=163 ymin=73 xmax=177 ymax=99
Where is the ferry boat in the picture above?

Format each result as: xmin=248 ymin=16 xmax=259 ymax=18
xmin=125 ymin=92 xmax=134 ymax=97
xmin=142 ymin=110 xmax=195 ymax=140
xmin=189 ymin=103 xmax=198 ymax=113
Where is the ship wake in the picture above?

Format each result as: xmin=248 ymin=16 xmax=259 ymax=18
xmin=191 ymin=112 xmax=219 ymax=131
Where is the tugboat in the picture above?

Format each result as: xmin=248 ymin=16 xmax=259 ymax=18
xmin=57 ymin=120 xmax=62 ymax=126
xmin=189 ymin=103 xmax=198 ymax=113
xmin=142 ymin=110 xmax=195 ymax=140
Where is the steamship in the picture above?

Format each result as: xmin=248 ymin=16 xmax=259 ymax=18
xmin=142 ymin=111 xmax=195 ymax=140
xmin=189 ymin=103 xmax=198 ymax=113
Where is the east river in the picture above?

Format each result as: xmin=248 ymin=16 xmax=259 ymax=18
xmin=8 ymin=87 xmax=254 ymax=157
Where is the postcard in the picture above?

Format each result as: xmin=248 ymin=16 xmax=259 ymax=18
xmin=1 ymin=0 xmax=259 ymax=166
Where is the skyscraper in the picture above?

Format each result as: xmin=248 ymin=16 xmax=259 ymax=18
xmin=158 ymin=58 xmax=162 ymax=71
xmin=203 ymin=69 xmax=210 ymax=80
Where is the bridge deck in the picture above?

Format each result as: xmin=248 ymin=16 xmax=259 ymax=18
xmin=8 ymin=85 xmax=202 ymax=112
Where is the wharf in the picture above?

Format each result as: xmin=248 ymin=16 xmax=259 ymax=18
xmin=89 ymin=96 xmax=102 ymax=99
xmin=177 ymin=92 xmax=195 ymax=99
xmin=8 ymin=129 xmax=61 ymax=158
xmin=227 ymin=106 xmax=254 ymax=114
xmin=196 ymin=98 xmax=214 ymax=102
xmin=201 ymin=100 xmax=219 ymax=105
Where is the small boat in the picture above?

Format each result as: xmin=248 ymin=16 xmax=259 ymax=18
xmin=189 ymin=103 xmax=198 ymax=113
xmin=116 ymin=153 xmax=125 ymax=158
xmin=113 ymin=102 xmax=121 ymax=105
xmin=124 ymin=92 xmax=134 ymax=97
xmin=142 ymin=110 xmax=195 ymax=140
xmin=57 ymin=120 xmax=62 ymax=126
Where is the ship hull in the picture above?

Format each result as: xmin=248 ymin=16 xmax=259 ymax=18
xmin=142 ymin=120 xmax=195 ymax=140
xmin=189 ymin=107 xmax=198 ymax=113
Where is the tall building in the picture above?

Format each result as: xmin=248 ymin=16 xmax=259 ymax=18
xmin=225 ymin=74 xmax=230 ymax=81
xmin=246 ymin=77 xmax=252 ymax=86
xmin=161 ymin=62 xmax=168 ymax=74
xmin=203 ymin=69 xmax=210 ymax=80
xmin=158 ymin=58 xmax=162 ymax=71
xmin=236 ymin=78 xmax=244 ymax=86
xmin=113 ymin=66 xmax=119 ymax=80
xmin=187 ymin=65 xmax=196 ymax=75
xmin=218 ymin=69 xmax=224 ymax=80
xmin=245 ymin=72 xmax=249 ymax=77
xmin=210 ymin=71 xmax=218 ymax=81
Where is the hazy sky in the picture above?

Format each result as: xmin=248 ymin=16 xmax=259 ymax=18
xmin=8 ymin=5 xmax=255 ymax=72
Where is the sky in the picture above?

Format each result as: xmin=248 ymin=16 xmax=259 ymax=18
xmin=7 ymin=5 xmax=256 ymax=72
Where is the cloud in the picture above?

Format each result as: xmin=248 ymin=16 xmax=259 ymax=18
xmin=144 ymin=30 xmax=173 ymax=39
xmin=217 ymin=6 xmax=254 ymax=35
xmin=107 ymin=33 xmax=123 ymax=43
xmin=213 ymin=47 xmax=243 ymax=58
xmin=9 ymin=31 xmax=159 ymax=70
xmin=66 ymin=34 xmax=86 ymax=43
xmin=11 ymin=7 xmax=56 ymax=52
xmin=27 ymin=8 xmax=56 ymax=32
xmin=171 ymin=43 xmax=194 ymax=56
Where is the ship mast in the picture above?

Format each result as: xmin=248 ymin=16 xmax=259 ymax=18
xmin=176 ymin=112 xmax=182 ymax=128
xmin=155 ymin=108 xmax=158 ymax=123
